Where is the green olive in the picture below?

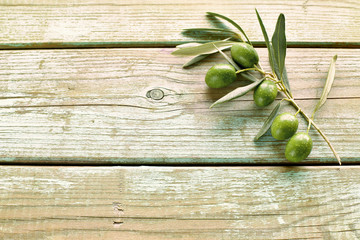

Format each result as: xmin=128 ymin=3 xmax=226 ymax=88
xmin=231 ymin=43 xmax=259 ymax=69
xmin=205 ymin=64 xmax=237 ymax=88
xmin=285 ymin=132 xmax=313 ymax=162
xmin=253 ymin=80 xmax=278 ymax=107
xmin=271 ymin=113 xmax=299 ymax=140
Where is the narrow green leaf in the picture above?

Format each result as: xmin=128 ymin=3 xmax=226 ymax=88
xmin=282 ymin=66 xmax=291 ymax=92
xmin=176 ymin=42 xmax=202 ymax=48
xmin=311 ymin=55 xmax=337 ymax=118
xmin=206 ymin=12 xmax=251 ymax=45
xmin=212 ymin=44 xmax=241 ymax=71
xmin=270 ymin=48 xmax=290 ymax=93
xmin=271 ymin=14 xmax=286 ymax=79
xmin=270 ymin=46 xmax=279 ymax=75
xmin=254 ymin=101 xmax=282 ymax=141
xmin=181 ymin=38 xmax=233 ymax=68
xmin=210 ymin=78 xmax=264 ymax=108
xmin=182 ymin=54 xmax=209 ymax=68
xmin=172 ymin=41 xmax=235 ymax=56
xmin=177 ymin=42 xmax=208 ymax=68
xmin=184 ymin=28 xmax=239 ymax=35
xmin=255 ymin=9 xmax=275 ymax=72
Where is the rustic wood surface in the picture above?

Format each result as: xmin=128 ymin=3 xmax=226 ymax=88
xmin=0 ymin=166 xmax=359 ymax=240
xmin=0 ymin=0 xmax=359 ymax=48
xmin=1 ymin=0 xmax=360 ymax=238
xmin=0 ymin=48 xmax=359 ymax=164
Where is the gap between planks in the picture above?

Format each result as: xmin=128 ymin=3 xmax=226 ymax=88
xmin=0 ymin=165 xmax=356 ymax=169
xmin=0 ymin=157 xmax=357 ymax=166
xmin=1 ymin=41 xmax=360 ymax=50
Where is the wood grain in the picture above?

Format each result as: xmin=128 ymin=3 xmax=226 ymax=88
xmin=0 ymin=0 xmax=359 ymax=48
xmin=0 ymin=166 xmax=359 ymax=239
xmin=0 ymin=48 xmax=359 ymax=164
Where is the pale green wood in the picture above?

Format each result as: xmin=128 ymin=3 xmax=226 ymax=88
xmin=0 ymin=0 xmax=359 ymax=47
xmin=0 ymin=48 xmax=359 ymax=164
xmin=0 ymin=166 xmax=359 ymax=239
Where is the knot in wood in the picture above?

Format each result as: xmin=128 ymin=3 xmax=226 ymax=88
xmin=146 ymin=89 xmax=164 ymax=100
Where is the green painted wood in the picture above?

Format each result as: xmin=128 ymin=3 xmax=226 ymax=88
xmin=0 ymin=166 xmax=359 ymax=239
xmin=0 ymin=0 xmax=359 ymax=47
xmin=0 ymin=48 xmax=359 ymax=165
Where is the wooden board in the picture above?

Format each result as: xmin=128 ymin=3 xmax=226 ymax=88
xmin=1 ymin=1 xmax=359 ymax=238
xmin=0 ymin=48 xmax=359 ymax=164
xmin=0 ymin=166 xmax=359 ymax=239
xmin=0 ymin=0 xmax=359 ymax=48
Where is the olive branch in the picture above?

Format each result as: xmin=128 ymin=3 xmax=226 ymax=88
xmin=172 ymin=10 xmax=340 ymax=164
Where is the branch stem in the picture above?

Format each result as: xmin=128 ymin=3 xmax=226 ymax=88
xmin=236 ymin=68 xmax=257 ymax=74
xmin=288 ymin=98 xmax=341 ymax=165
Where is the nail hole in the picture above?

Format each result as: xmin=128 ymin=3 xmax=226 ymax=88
xmin=113 ymin=221 xmax=124 ymax=228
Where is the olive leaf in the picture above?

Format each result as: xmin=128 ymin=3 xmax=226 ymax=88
xmin=210 ymin=78 xmax=264 ymax=108
xmin=206 ymin=12 xmax=251 ymax=45
xmin=271 ymin=51 xmax=291 ymax=93
xmin=282 ymin=67 xmax=291 ymax=93
xmin=271 ymin=13 xmax=286 ymax=80
xmin=176 ymin=42 xmax=202 ymax=48
xmin=183 ymin=54 xmax=211 ymax=68
xmin=254 ymin=101 xmax=282 ymax=141
xmin=172 ymin=41 xmax=236 ymax=56
xmin=176 ymin=42 xmax=210 ymax=68
xmin=255 ymin=9 xmax=275 ymax=72
xmin=180 ymin=38 xmax=233 ymax=68
xmin=183 ymin=28 xmax=240 ymax=36
xmin=212 ymin=44 xmax=241 ymax=71
xmin=256 ymin=10 xmax=291 ymax=94
xmin=311 ymin=54 xmax=337 ymax=119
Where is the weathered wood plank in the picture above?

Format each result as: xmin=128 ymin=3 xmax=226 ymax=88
xmin=0 ymin=0 xmax=359 ymax=48
xmin=0 ymin=166 xmax=359 ymax=239
xmin=0 ymin=48 xmax=359 ymax=164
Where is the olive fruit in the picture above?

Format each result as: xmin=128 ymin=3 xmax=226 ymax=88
xmin=231 ymin=43 xmax=259 ymax=68
xmin=253 ymin=80 xmax=278 ymax=107
xmin=271 ymin=113 xmax=299 ymax=140
xmin=285 ymin=132 xmax=313 ymax=162
xmin=205 ymin=64 xmax=237 ymax=89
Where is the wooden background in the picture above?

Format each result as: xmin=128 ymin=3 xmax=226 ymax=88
xmin=0 ymin=0 xmax=359 ymax=239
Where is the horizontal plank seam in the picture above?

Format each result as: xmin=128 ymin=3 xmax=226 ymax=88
xmin=0 ymin=161 xmax=355 ymax=167
xmin=1 ymin=165 xmax=359 ymax=169
xmin=0 ymin=41 xmax=360 ymax=50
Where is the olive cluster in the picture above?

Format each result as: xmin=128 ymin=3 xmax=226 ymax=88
xmin=205 ymin=43 xmax=312 ymax=162
xmin=272 ymin=113 xmax=312 ymax=162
